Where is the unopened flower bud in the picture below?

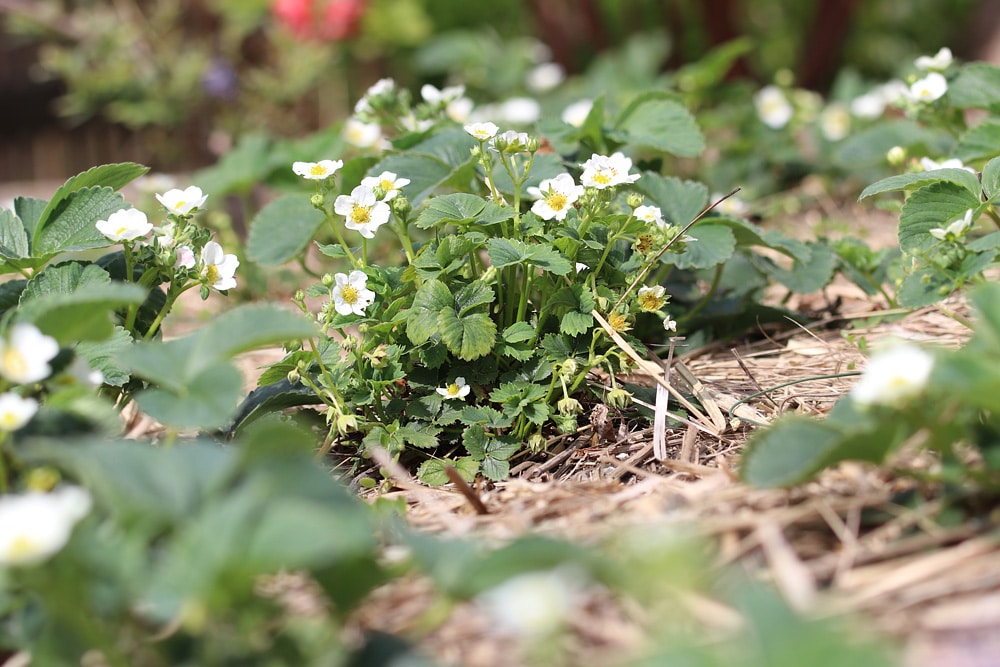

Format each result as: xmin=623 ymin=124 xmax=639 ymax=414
xmin=336 ymin=411 xmax=359 ymax=435
xmin=887 ymin=145 xmax=907 ymax=166
xmin=287 ymin=369 xmax=301 ymax=384
xmin=627 ymin=193 xmax=645 ymax=209
xmin=558 ymin=396 xmax=582 ymax=415
xmin=322 ymin=273 xmax=334 ymax=287
xmin=310 ymin=193 xmax=325 ymax=210
xmin=25 ymin=467 xmax=61 ymax=492
xmin=480 ymin=265 xmax=498 ymax=284
xmin=527 ymin=433 xmax=547 ymax=452
xmin=391 ymin=196 xmax=411 ymax=216
xmin=606 ymin=388 xmax=633 ymax=409
xmin=558 ymin=359 xmax=578 ymax=379
xmin=527 ymin=136 xmax=541 ymax=153
xmin=294 ymin=289 xmax=305 ymax=303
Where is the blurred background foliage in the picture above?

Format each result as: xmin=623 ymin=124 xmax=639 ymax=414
xmin=0 ymin=0 xmax=989 ymax=180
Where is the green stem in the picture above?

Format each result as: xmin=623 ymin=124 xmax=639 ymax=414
xmin=394 ymin=216 xmax=415 ymax=263
xmin=329 ymin=216 xmax=361 ymax=269
xmin=142 ymin=282 xmax=190 ymax=340
xmin=361 ymin=237 xmax=368 ymax=268
xmin=516 ymin=270 xmax=533 ymax=323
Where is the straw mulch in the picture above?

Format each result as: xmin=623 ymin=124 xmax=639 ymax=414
xmin=354 ymin=292 xmax=1000 ymax=667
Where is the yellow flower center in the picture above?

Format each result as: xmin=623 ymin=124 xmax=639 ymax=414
xmin=545 ymin=192 xmax=568 ymax=211
xmin=608 ymin=312 xmax=630 ymax=332
xmin=638 ymin=293 xmax=661 ymax=310
xmin=447 ymin=383 xmax=461 ymax=396
xmin=341 ymin=285 xmax=359 ymax=304
xmin=310 ymin=164 xmax=327 ymax=176
xmin=7 ymin=535 xmax=41 ymax=561
xmin=174 ymin=201 xmax=187 ymax=211
xmin=380 ymin=179 xmax=394 ymax=191
xmin=115 ymin=226 xmax=128 ymax=237
xmin=593 ymin=172 xmax=612 ymax=185
xmin=0 ymin=412 xmax=22 ymax=430
xmin=2 ymin=349 xmax=28 ymax=379
xmin=205 ymin=265 xmax=219 ymax=285
xmin=351 ymin=205 xmax=371 ymax=224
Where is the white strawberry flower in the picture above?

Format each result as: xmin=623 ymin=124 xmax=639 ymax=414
xmin=95 ymin=208 xmax=153 ymax=242
xmin=0 ymin=323 xmax=59 ymax=384
xmin=527 ymin=173 xmax=584 ymax=221
xmin=292 ymin=160 xmax=343 ymax=180
xmin=334 ymin=185 xmax=391 ymax=239
xmin=155 ymin=185 xmax=208 ymax=215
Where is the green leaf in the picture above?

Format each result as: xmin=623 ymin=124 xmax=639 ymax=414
xmin=372 ymin=129 xmax=475 ymax=206
xmin=486 ymin=238 xmax=572 ymax=275
xmin=983 ymin=156 xmax=1000 ymax=200
xmin=75 ymin=326 xmax=134 ymax=386
xmin=859 ymin=168 xmax=982 ymax=200
xmin=32 ymin=188 xmax=127 ymax=256
xmin=751 ymin=241 xmax=837 ymax=293
xmin=14 ymin=197 xmax=47 ymax=239
xmin=21 ymin=261 xmax=110 ymax=301
xmin=438 ymin=310 xmax=496 ymax=360
xmin=480 ymin=457 xmax=510 ymax=481
xmin=397 ymin=424 xmax=441 ymax=449
xmin=834 ymin=119 xmax=949 ymax=168
xmin=459 ymin=405 xmax=512 ymax=428
xmin=463 ymin=424 xmax=488 ymax=459
xmin=948 ymin=63 xmax=1000 ymax=111
xmin=15 ymin=281 xmax=146 ymax=344
xmin=741 ymin=416 xmax=846 ymax=487
xmin=612 ymin=97 xmax=704 ymax=157
xmin=454 ymin=280 xmax=495 ymax=315
xmin=192 ymin=303 xmax=318 ymax=366
xmin=247 ymin=194 xmax=326 ymax=265
xmin=635 ymin=173 xmax=708 ymax=225
xmin=34 ymin=163 xmax=148 ymax=233
xmin=414 ymin=193 xmax=486 ymax=229
xmin=502 ymin=321 xmax=536 ymax=343
xmin=227 ymin=378 xmax=324 ymax=435
xmin=417 ymin=457 xmax=479 ymax=486
xmin=897 ymin=267 xmax=954 ymax=307
xmin=955 ymin=118 xmax=1000 ymax=162
xmin=666 ymin=223 xmax=735 ymax=269
xmin=899 ymin=182 xmax=980 ymax=253
xmin=135 ymin=360 xmax=245 ymax=430
xmin=561 ymin=310 xmax=594 ymax=336
xmin=0 ymin=208 xmax=29 ymax=259
xmin=406 ymin=279 xmax=453 ymax=344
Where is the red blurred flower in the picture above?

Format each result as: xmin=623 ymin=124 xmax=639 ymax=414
xmin=271 ymin=0 xmax=366 ymax=42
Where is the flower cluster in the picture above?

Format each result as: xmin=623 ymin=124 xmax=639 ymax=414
xmin=94 ymin=185 xmax=239 ymax=295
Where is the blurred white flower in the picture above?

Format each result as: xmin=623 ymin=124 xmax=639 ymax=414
xmin=445 ymin=96 xmax=474 ymax=123
xmin=905 ymin=73 xmax=948 ymax=103
xmin=478 ymin=567 xmax=584 ymax=639
xmin=915 ymin=47 xmax=953 ymax=72
xmin=713 ymin=192 xmax=748 ymax=217
xmin=580 ymin=152 xmax=640 ymax=189
xmin=526 ymin=62 xmax=565 ymax=92
xmin=420 ymin=83 xmax=465 ymax=105
xmin=334 ymin=185 xmax=390 ymax=239
xmin=200 ymin=241 xmax=239 ymax=291
xmin=663 ymin=316 xmax=677 ymax=332
xmin=331 ymin=270 xmax=375 ymax=316
xmin=819 ymin=102 xmax=851 ymax=141
xmin=155 ymin=185 xmax=207 ymax=215
xmin=95 ymin=208 xmax=152 ymax=242
xmin=343 ymin=119 xmax=382 ymax=148
xmin=0 ymin=486 xmax=92 ymax=566
xmin=754 ymin=85 xmax=794 ymax=129
xmin=851 ymin=343 xmax=934 ymax=406
xmin=499 ymin=97 xmax=541 ymax=124
xmin=0 ymin=393 xmax=37 ymax=431
xmin=436 ymin=376 xmax=471 ymax=400
xmin=360 ymin=171 xmax=410 ymax=201
xmin=175 ymin=245 xmax=196 ymax=270
xmin=850 ymin=91 xmax=886 ymax=119
xmin=561 ymin=99 xmax=594 ymax=127
xmin=527 ymin=173 xmax=584 ymax=221
xmin=0 ymin=323 xmax=59 ymax=384
xmin=292 ymin=160 xmax=343 ymax=180
xmin=919 ymin=157 xmax=975 ymax=173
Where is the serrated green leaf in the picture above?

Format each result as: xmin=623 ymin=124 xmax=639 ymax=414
xmin=247 ymin=194 xmax=326 ymax=265
xmin=371 ymin=130 xmax=475 ymax=206
xmin=134 ymin=360 xmax=245 ymax=430
xmin=635 ymin=173 xmax=708 ymax=225
xmin=480 ymin=457 xmax=510 ymax=481
xmin=666 ymin=223 xmax=735 ymax=269
xmin=612 ymin=98 xmax=704 ymax=157
xmin=859 ymin=168 xmax=982 ymax=200
xmin=454 ymin=280 xmax=495 ymax=315
xmin=438 ymin=310 xmax=496 ymax=360
xmin=0 ymin=208 xmax=29 ymax=259
xmin=463 ymin=424 xmax=487 ymax=459
xmin=15 ymin=282 xmax=146 ymax=344
xmin=502 ymin=321 xmax=536 ymax=343
xmin=33 ymin=188 xmax=126 ymax=256
xmin=955 ymin=118 xmax=1000 ymax=162
xmin=484 ymin=436 xmax=520 ymax=461
xmin=485 ymin=238 xmax=571 ymax=274
xmin=459 ymin=405 xmax=512 ymax=428
xmin=21 ymin=262 xmax=110 ymax=302
xmin=418 ymin=457 xmax=479 ymax=486
xmin=899 ymin=182 xmax=980 ymax=253
xmin=414 ymin=193 xmax=486 ymax=229
xmin=14 ymin=197 xmax=47 ymax=239
xmin=75 ymin=326 xmax=134 ymax=386
xmin=406 ymin=280 xmax=453 ymax=344
xmin=561 ymin=310 xmax=594 ymax=336
xmin=948 ymin=63 xmax=1000 ymax=111
xmin=192 ymin=303 xmax=318 ymax=365
xmin=398 ymin=424 xmax=441 ymax=449
xmin=34 ymin=163 xmax=148 ymax=234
